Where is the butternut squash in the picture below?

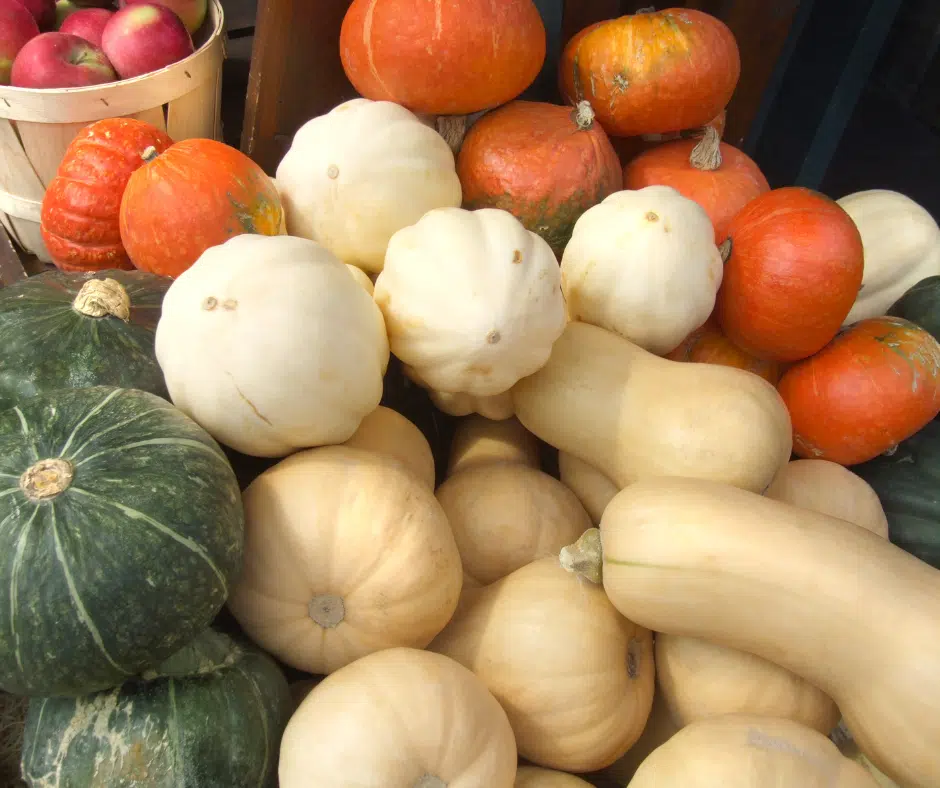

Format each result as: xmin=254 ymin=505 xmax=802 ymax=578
xmin=447 ymin=415 xmax=540 ymax=477
xmin=566 ymin=477 xmax=940 ymax=788
xmin=514 ymin=766 xmax=593 ymax=787
xmin=558 ymin=451 xmax=619 ymax=524
xmin=342 ymin=405 xmax=436 ymax=489
xmin=629 ymin=714 xmax=880 ymax=787
xmin=512 ymin=321 xmax=792 ymax=492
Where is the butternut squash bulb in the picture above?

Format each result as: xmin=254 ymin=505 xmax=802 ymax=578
xmin=227 ymin=447 xmax=462 ymax=675
xmin=560 ymin=185 xmax=723 ymax=355
xmin=435 ymin=463 xmax=592 ymax=586
xmin=274 ymin=98 xmax=463 ymax=274
xmin=512 ymin=321 xmax=792 ymax=492
xmin=430 ymin=389 xmax=516 ymax=421
xmin=838 ymin=190 xmax=940 ymax=325
xmin=342 ymin=405 xmax=436 ymax=489
xmin=447 ymin=415 xmax=540 ymax=477
xmin=515 ymin=766 xmax=593 ymax=787
xmin=630 ymin=714 xmax=880 ymax=787
xmin=155 ymin=234 xmax=389 ymax=458
xmin=585 ymin=477 xmax=940 ymax=788
xmin=558 ymin=451 xmax=618 ymax=524
xmin=430 ymin=555 xmax=654 ymax=772
xmin=279 ymin=647 xmax=518 ymax=787
xmin=374 ymin=207 xmax=566 ymax=398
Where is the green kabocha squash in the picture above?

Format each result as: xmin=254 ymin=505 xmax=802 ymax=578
xmin=0 ymin=386 xmax=244 ymax=697
xmin=20 ymin=629 xmax=292 ymax=788
xmin=887 ymin=275 xmax=940 ymax=344
xmin=0 ymin=270 xmax=171 ymax=411
xmin=853 ymin=420 xmax=940 ymax=570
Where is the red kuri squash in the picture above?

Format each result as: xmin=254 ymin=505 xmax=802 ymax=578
xmin=119 ymin=139 xmax=284 ymax=278
xmin=778 ymin=316 xmax=940 ymax=465
xmin=666 ymin=315 xmax=782 ymax=384
xmin=40 ymin=118 xmax=173 ymax=272
xmin=716 ymin=187 xmax=864 ymax=363
xmin=610 ymin=109 xmax=726 ymax=167
xmin=339 ymin=0 xmax=546 ymax=116
xmin=457 ymin=100 xmax=622 ymax=256
xmin=623 ymin=126 xmax=769 ymax=243
xmin=559 ymin=9 xmax=740 ymax=138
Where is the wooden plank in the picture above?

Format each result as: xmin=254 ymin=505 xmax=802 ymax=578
xmin=240 ymin=0 xmax=355 ymax=174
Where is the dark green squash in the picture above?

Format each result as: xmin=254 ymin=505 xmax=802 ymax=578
xmin=20 ymin=629 xmax=291 ymax=787
xmin=853 ymin=419 xmax=940 ymax=570
xmin=0 ymin=386 xmax=244 ymax=697
xmin=887 ymin=275 xmax=940 ymax=344
xmin=0 ymin=269 xmax=171 ymax=411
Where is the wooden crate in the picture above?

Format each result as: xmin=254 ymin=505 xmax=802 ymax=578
xmin=0 ymin=0 xmax=226 ymax=262
xmin=239 ymin=0 xmax=802 ymax=174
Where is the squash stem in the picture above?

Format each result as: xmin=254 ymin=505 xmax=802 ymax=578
xmin=572 ymin=100 xmax=596 ymax=131
xmin=559 ymin=527 xmax=604 ymax=584
xmin=689 ymin=125 xmax=723 ymax=171
xmin=72 ymin=278 xmax=131 ymax=322
xmin=19 ymin=458 xmax=74 ymax=501
xmin=435 ymin=110 xmax=488 ymax=155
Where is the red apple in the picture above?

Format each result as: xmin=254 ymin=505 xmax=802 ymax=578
xmin=14 ymin=0 xmax=55 ymax=30
xmin=10 ymin=30 xmax=115 ymax=86
xmin=100 ymin=3 xmax=191 ymax=79
xmin=119 ymin=0 xmax=205 ymax=35
xmin=0 ymin=0 xmax=39 ymax=84
xmin=58 ymin=6 xmax=110 ymax=46
xmin=54 ymin=0 xmax=78 ymax=28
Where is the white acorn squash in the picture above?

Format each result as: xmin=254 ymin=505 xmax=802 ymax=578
xmin=838 ymin=190 xmax=940 ymax=325
xmin=155 ymin=234 xmax=389 ymax=457
xmin=374 ymin=207 xmax=566 ymax=398
xmin=274 ymin=98 xmax=462 ymax=274
xmin=560 ymin=185 xmax=723 ymax=355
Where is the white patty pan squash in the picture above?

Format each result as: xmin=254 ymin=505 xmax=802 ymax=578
xmin=155 ymin=234 xmax=390 ymax=458
xmin=561 ymin=185 xmax=723 ymax=355
xmin=274 ymin=98 xmax=463 ymax=274
xmin=374 ymin=207 xmax=567 ymax=397
xmin=838 ymin=189 xmax=940 ymax=325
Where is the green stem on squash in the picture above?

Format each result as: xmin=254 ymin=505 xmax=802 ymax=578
xmin=72 ymin=278 xmax=131 ymax=322
xmin=559 ymin=527 xmax=604 ymax=585
xmin=689 ymin=124 xmax=723 ymax=171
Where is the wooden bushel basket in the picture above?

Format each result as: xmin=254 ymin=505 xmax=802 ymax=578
xmin=0 ymin=0 xmax=225 ymax=262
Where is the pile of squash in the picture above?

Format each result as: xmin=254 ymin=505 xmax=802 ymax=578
xmin=0 ymin=1 xmax=938 ymax=786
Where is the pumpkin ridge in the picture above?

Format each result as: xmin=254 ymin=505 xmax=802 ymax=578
xmin=65 ymin=407 xmax=170 ymax=462
xmin=234 ymin=662 xmax=271 ymax=782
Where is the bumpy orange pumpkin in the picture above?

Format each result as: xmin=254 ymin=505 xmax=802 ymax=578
xmin=457 ymin=100 xmax=622 ymax=256
xmin=339 ymin=0 xmax=546 ymax=116
xmin=119 ymin=139 xmax=283 ymax=278
xmin=610 ymin=109 xmax=727 ymax=167
xmin=559 ymin=9 xmax=740 ymax=137
xmin=666 ymin=315 xmax=782 ymax=385
xmin=40 ymin=118 xmax=174 ymax=272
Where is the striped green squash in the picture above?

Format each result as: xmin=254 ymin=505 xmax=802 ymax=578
xmin=0 ymin=386 xmax=244 ymax=697
xmin=20 ymin=629 xmax=292 ymax=787
xmin=0 ymin=270 xmax=172 ymax=412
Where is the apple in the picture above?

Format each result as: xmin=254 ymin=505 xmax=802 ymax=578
xmin=14 ymin=0 xmax=55 ymax=30
xmin=58 ymin=6 xmax=110 ymax=45
xmin=10 ymin=30 xmax=115 ymax=86
xmin=119 ymin=0 xmax=204 ymax=35
xmin=0 ymin=0 xmax=39 ymax=84
xmin=100 ymin=3 xmax=191 ymax=79
xmin=54 ymin=0 xmax=78 ymax=28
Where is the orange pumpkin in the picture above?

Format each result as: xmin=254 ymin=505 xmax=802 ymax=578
xmin=339 ymin=0 xmax=546 ymax=116
xmin=778 ymin=317 xmax=940 ymax=465
xmin=623 ymin=126 xmax=769 ymax=243
xmin=716 ymin=187 xmax=864 ymax=363
xmin=559 ymin=9 xmax=739 ymax=137
xmin=119 ymin=139 xmax=283 ymax=278
xmin=457 ymin=100 xmax=622 ymax=257
xmin=666 ymin=315 xmax=782 ymax=384
xmin=40 ymin=118 xmax=174 ymax=273
xmin=610 ymin=109 xmax=727 ymax=166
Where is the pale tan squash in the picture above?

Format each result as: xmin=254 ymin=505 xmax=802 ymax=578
xmin=514 ymin=766 xmax=593 ymax=787
xmin=832 ymin=722 xmax=902 ymax=788
xmin=279 ymin=647 xmax=517 ymax=787
xmin=629 ymin=714 xmax=880 ymax=787
xmin=558 ymin=451 xmax=619 ymax=524
xmin=345 ymin=264 xmax=375 ymax=295
xmin=436 ymin=464 xmax=592 ymax=586
xmin=228 ymin=447 xmax=462 ymax=675
xmin=447 ymin=415 xmax=540 ymax=477
xmin=656 ymin=634 xmax=840 ymax=734
xmin=430 ymin=389 xmax=516 ymax=420
xmin=512 ymin=322 xmax=792 ymax=492
xmin=576 ymin=477 xmax=940 ymax=788
xmin=430 ymin=555 xmax=654 ymax=773
xmin=765 ymin=459 xmax=889 ymax=538
xmin=342 ymin=405 xmax=436 ymax=489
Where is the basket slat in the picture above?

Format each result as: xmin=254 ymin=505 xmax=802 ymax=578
xmin=19 ymin=120 xmax=88 ymax=187
xmin=0 ymin=119 xmax=47 ymax=255
xmin=167 ymin=75 xmax=218 ymax=140
xmin=133 ymin=105 xmax=168 ymax=133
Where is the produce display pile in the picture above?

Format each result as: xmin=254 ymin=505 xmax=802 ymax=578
xmin=1 ymin=1 xmax=939 ymax=786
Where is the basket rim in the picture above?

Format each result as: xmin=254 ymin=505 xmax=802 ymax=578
xmin=0 ymin=0 xmax=224 ymax=121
